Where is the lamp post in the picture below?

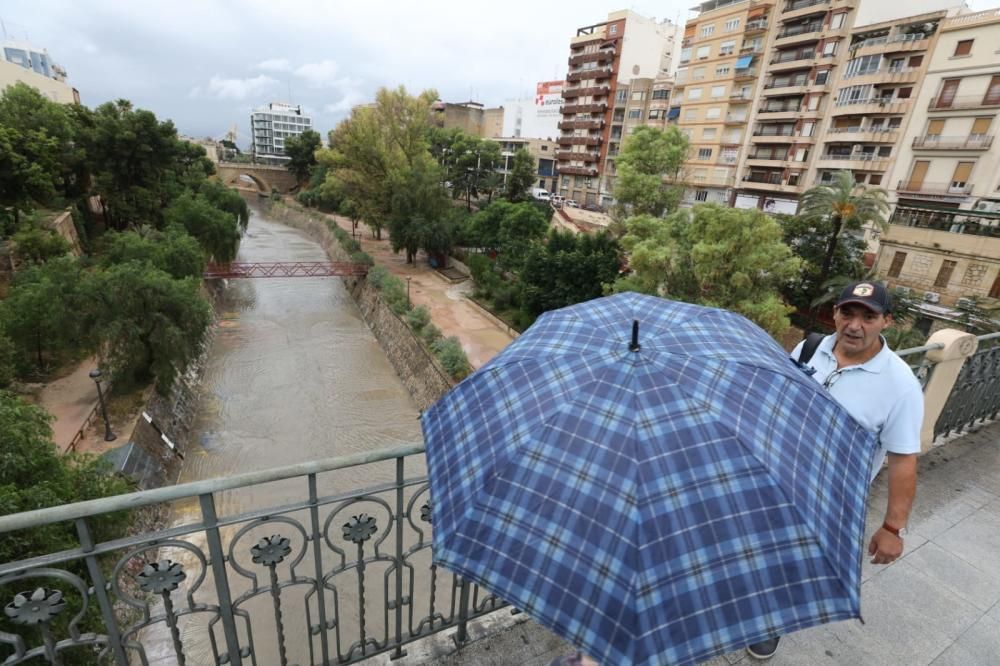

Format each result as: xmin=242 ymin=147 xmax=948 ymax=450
xmin=89 ymin=369 xmax=116 ymax=442
xmin=406 ymin=277 xmax=412 ymax=309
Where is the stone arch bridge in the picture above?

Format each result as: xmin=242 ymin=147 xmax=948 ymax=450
xmin=215 ymin=161 xmax=300 ymax=194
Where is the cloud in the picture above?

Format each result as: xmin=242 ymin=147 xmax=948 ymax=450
xmin=256 ymin=58 xmax=292 ymax=72
xmin=294 ymin=60 xmax=345 ymax=89
xmin=323 ymin=90 xmax=365 ymax=114
xmin=193 ymin=75 xmax=277 ymax=100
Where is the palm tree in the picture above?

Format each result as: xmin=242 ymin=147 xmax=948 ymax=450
xmin=798 ymin=171 xmax=890 ymax=301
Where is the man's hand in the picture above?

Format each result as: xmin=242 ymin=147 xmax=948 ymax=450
xmin=868 ymin=528 xmax=903 ymax=564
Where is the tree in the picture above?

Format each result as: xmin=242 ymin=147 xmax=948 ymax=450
xmin=469 ymin=201 xmax=550 ymax=270
xmin=85 ymin=263 xmax=211 ymax=393
xmin=520 ymin=230 xmax=621 ymax=316
xmin=613 ymin=204 xmax=801 ymax=339
xmin=163 ymin=192 xmax=242 ymax=262
xmin=386 ymin=159 xmax=451 ymax=263
xmin=777 ymin=212 xmax=867 ymax=311
xmin=99 ymin=226 xmax=204 ymax=279
xmin=284 ymin=129 xmax=322 ymax=183
xmin=10 ymin=225 xmax=72 ymax=265
xmin=323 ymin=86 xmax=439 ymax=240
xmin=505 ymin=149 xmax=536 ymax=202
xmin=613 ymin=125 xmax=690 ymax=218
xmin=0 ymin=257 xmax=90 ymax=373
xmin=798 ymin=171 xmax=890 ymax=306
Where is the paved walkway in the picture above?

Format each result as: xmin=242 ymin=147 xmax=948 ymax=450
xmin=394 ymin=420 xmax=1000 ymax=665
xmin=35 ymin=359 xmax=100 ymax=453
xmin=313 ymin=207 xmax=516 ymax=369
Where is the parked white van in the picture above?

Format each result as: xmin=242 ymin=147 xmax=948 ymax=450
xmin=531 ymin=188 xmax=552 ymax=201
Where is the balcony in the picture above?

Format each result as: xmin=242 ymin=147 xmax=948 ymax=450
xmin=769 ymin=51 xmax=816 ymax=71
xmin=556 ymin=150 xmax=599 ymax=163
xmin=568 ymin=51 xmax=614 ymax=66
xmin=558 ymin=135 xmax=602 ymax=146
xmin=849 ymin=33 xmax=929 ymax=57
xmin=928 ymin=95 xmax=1000 ymax=112
xmin=566 ymin=68 xmax=613 ymax=82
xmin=724 ymin=114 xmax=750 ymax=124
xmin=751 ymin=129 xmax=797 ymax=142
xmin=745 ymin=19 xmax=769 ymax=33
xmin=763 ymin=80 xmax=809 ymax=96
xmin=783 ymin=0 xmax=831 ymax=21
xmin=816 ymin=153 xmax=891 ymax=171
xmin=734 ymin=68 xmax=758 ymax=81
xmin=559 ymin=165 xmax=599 ymax=176
xmin=730 ymin=91 xmax=754 ymax=101
xmin=740 ymin=45 xmax=765 ymax=56
xmin=784 ymin=0 xmax=829 ymax=12
xmin=774 ymin=24 xmax=825 ymax=47
xmin=895 ymin=180 xmax=974 ymax=198
xmin=741 ymin=174 xmax=800 ymax=192
xmin=757 ymin=106 xmax=802 ymax=120
xmin=832 ymin=98 xmax=911 ymax=116
xmin=841 ymin=66 xmax=920 ymax=86
xmin=827 ymin=127 xmax=900 ymax=143
xmin=558 ymin=119 xmax=604 ymax=130
xmin=562 ymin=103 xmax=607 ymax=114
xmin=746 ymin=155 xmax=792 ymax=167
xmin=562 ymin=85 xmax=610 ymax=99
xmin=912 ymin=135 xmax=994 ymax=150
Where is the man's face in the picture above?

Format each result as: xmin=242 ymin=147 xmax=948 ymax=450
xmin=834 ymin=303 xmax=891 ymax=360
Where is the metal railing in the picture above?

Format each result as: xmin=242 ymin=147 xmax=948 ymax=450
xmin=929 ymin=95 xmax=1000 ymax=111
xmin=777 ymin=23 xmax=824 ymax=38
xmin=896 ymin=343 xmax=944 ymax=389
xmin=895 ymin=181 xmax=974 ymax=195
xmin=784 ymin=0 xmax=828 ymax=11
xmin=0 ymin=444 xmax=512 ymax=665
xmin=912 ymin=135 xmax=994 ymax=150
xmin=934 ymin=332 xmax=1000 ymax=437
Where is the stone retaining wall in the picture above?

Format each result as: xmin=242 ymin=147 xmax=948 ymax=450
xmin=266 ymin=200 xmax=454 ymax=411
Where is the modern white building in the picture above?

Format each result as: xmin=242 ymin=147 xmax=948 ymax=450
xmin=502 ymin=81 xmax=565 ymax=140
xmin=250 ymin=102 xmax=313 ymax=163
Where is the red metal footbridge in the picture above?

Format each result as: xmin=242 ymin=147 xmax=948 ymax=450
xmin=204 ymin=261 xmax=369 ymax=279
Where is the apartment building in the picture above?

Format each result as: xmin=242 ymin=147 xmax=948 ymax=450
xmin=496 ymin=137 xmax=560 ymax=194
xmin=677 ymin=0 xmax=776 ymax=205
xmin=602 ymin=74 xmax=676 ymax=197
xmin=431 ymin=101 xmax=505 ymax=138
xmin=1 ymin=39 xmax=78 ymax=104
xmin=250 ymin=102 xmax=313 ymax=164
xmin=874 ymin=8 xmax=1000 ymax=310
xmin=558 ymin=10 xmax=680 ymax=206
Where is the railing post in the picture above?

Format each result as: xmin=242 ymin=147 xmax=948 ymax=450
xmin=455 ymin=577 xmax=471 ymax=646
xmin=199 ymin=493 xmax=245 ymax=666
xmin=75 ymin=519 xmax=130 ymax=665
xmin=307 ymin=474 xmax=333 ymax=665
xmin=391 ymin=456 xmax=407 ymax=659
xmin=920 ymin=328 xmax=979 ymax=451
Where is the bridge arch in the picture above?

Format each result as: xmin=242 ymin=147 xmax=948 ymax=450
xmin=215 ymin=161 xmax=299 ymax=194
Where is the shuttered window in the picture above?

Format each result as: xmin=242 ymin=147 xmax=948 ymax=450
xmin=927 ymin=119 xmax=945 ymax=136
xmin=984 ymin=76 xmax=1000 ymax=105
xmin=888 ymin=252 xmax=906 ymax=278
xmin=934 ymin=260 xmax=957 ymax=288
xmin=954 ymin=40 xmax=973 ymax=56
xmin=951 ymin=162 xmax=974 ymax=186
xmin=971 ymin=118 xmax=992 ymax=136
xmin=936 ymin=79 xmax=959 ymax=108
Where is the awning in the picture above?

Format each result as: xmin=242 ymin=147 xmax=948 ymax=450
xmin=735 ymin=55 xmax=754 ymax=69
xmin=667 ymin=107 xmax=681 ymax=119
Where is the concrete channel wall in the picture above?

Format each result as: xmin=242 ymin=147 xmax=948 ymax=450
xmin=266 ymin=200 xmax=454 ymax=411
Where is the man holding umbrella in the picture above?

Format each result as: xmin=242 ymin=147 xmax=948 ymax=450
xmin=747 ymin=281 xmax=923 ymax=660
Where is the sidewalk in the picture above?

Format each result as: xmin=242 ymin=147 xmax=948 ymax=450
xmin=424 ymin=419 xmax=1000 ymax=665
xmin=320 ymin=210 xmax=515 ymax=369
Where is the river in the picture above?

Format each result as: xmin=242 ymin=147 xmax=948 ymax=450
xmin=150 ymin=203 xmax=427 ymax=665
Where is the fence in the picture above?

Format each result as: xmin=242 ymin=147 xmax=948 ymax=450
xmin=0 ymin=445 xmax=507 ymax=665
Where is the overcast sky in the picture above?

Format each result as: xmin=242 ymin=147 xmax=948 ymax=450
xmin=1 ymin=1 xmax=990 ymax=147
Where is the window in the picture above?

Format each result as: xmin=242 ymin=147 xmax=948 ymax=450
xmin=628 ymin=109 xmax=642 ymax=119
xmin=845 ymin=54 xmax=881 ymax=78
xmin=823 ymin=40 xmax=839 ymax=56
xmin=701 ymin=24 xmax=715 ymax=38
xmin=702 ymin=127 xmax=717 ymax=139
xmin=954 ymin=39 xmax=973 ymax=57
xmin=632 ymin=91 xmax=646 ymax=101
xmin=649 ymin=109 xmax=660 ymax=120
xmin=869 ymin=174 xmax=882 ymax=185
xmin=698 ymin=148 xmax=713 ymax=159
xmin=815 ymin=70 xmax=829 ymax=85
xmin=680 ymin=47 xmax=692 ymax=63
xmin=719 ymin=40 xmax=736 ymax=55
xmin=610 ymin=24 xmax=618 ymax=35
xmin=888 ymin=252 xmax=906 ymax=278
xmin=934 ymin=260 xmax=957 ymax=288
xmin=725 ymin=18 xmax=740 ymax=32
xmin=652 ymin=89 xmax=670 ymax=100
xmin=985 ymin=76 xmax=1000 ymax=105
xmin=897 ymin=87 xmax=912 ymax=99
xmin=711 ymin=85 xmax=726 ymax=98
xmin=716 ymin=65 xmax=731 ymax=77
xmin=687 ymin=87 xmax=703 ymax=100
xmin=971 ymin=117 xmax=992 ymax=137
xmin=990 ymin=275 xmax=1000 ymax=299
xmin=684 ymin=109 xmax=698 ymax=121
xmin=951 ymin=161 xmax=974 ymax=191
xmin=936 ymin=79 xmax=960 ymax=108
xmin=693 ymin=67 xmax=706 ymax=80
xmin=617 ymin=90 xmax=629 ymax=102
xmin=908 ymin=55 xmax=923 ymax=68
xmin=697 ymin=45 xmax=711 ymax=59
xmin=706 ymin=107 xmax=722 ymax=119
xmin=695 ymin=190 xmax=709 ymax=201
xmin=830 ymin=12 xmax=847 ymax=29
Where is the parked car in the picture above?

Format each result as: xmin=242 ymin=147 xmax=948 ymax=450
xmin=551 ymin=195 xmax=566 ymax=208
xmin=566 ymin=199 xmax=579 ymax=208
xmin=584 ymin=203 xmax=603 ymax=212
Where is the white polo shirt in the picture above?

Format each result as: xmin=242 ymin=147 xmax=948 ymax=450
xmin=791 ymin=334 xmax=924 ymax=482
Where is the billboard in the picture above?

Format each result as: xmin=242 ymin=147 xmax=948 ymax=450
xmin=502 ymin=81 xmax=565 ymax=139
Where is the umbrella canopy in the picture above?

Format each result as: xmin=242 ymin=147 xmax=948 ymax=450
xmin=422 ymin=292 xmax=877 ymax=666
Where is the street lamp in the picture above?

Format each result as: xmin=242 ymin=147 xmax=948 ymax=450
xmin=406 ymin=277 xmax=412 ymax=309
xmin=89 ymin=369 xmax=117 ymax=442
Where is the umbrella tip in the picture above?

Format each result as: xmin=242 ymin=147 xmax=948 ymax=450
xmin=629 ymin=319 xmax=640 ymax=352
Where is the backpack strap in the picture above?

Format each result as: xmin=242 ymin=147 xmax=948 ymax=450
xmin=797 ymin=332 xmax=826 ymax=365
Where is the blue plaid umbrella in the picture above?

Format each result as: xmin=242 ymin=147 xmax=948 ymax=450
xmin=422 ymin=292 xmax=877 ymax=666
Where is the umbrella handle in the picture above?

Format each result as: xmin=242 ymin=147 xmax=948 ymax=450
xmin=630 ymin=320 xmax=640 ymax=352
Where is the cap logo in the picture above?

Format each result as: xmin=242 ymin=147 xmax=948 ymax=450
xmin=852 ymin=283 xmax=875 ymax=297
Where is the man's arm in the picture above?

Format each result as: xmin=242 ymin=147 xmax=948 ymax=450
xmin=868 ymin=452 xmax=917 ymax=564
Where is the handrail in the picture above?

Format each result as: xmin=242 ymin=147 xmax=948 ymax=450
xmin=0 ymin=442 xmax=426 ymax=533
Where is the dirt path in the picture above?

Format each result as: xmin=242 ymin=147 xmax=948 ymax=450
xmin=35 ymin=359 xmax=101 ymax=453
xmin=318 ymin=208 xmax=515 ymax=369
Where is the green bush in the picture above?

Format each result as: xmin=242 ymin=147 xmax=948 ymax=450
xmin=367 ymin=265 xmax=391 ymax=289
xmin=406 ymin=305 xmax=431 ymax=331
xmin=351 ymin=251 xmax=374 ymax=266
xmin=381 ymin=274 xmax=409 ymax=314
xmin=421 ymin=323 xmax=443 ymax=344
xmin=431 ymin=336 xmax=472 ymax=380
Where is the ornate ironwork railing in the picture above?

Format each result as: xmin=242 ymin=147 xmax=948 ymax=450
xmin=896 ymin=342 xmax=945 ymax=389
xmin=0 ymin=444 xmax=510 ymax=665
xmin=934 ymin=332 xmax=1000 ymax=437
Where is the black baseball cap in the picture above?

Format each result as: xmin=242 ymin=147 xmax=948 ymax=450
xmin=835 ymin=281 xmax=892 ymax=315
